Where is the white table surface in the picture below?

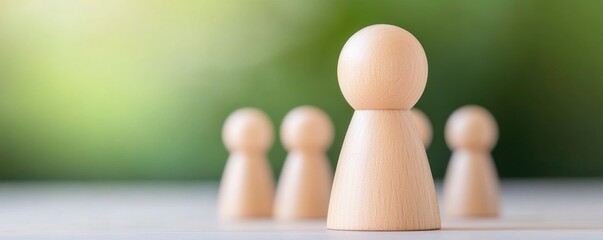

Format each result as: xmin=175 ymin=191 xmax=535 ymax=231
xmin=0 ymin=180 xmax=601 ymax=239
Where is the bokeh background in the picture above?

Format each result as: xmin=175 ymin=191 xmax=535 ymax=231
xmin=1 ymin=0 xmax=602 ymax=180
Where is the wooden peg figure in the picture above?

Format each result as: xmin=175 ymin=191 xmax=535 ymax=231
xmin=218 ymin=108 xmax=275 ymax=219
xmin=411 ymin=108 xmax=433 ymax=148
xmin=443 ymin=105 xmax=500 ymax=218
xmin=327 ymin=24 xmax=441 ymax=231
xmin=274 ymin=106 xmax=334 ymax=220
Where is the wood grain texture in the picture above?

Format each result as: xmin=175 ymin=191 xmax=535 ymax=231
xmin=327 ymin=110 xmax=441 ymax=231
xmin=444 ymin=105 xmax=500 ymax=218
xmin=337 ymin=24 xmax=428 ymax=110
xmin=219 ymin=108 xmax=275 ymax=219
xmin=329 ymin=24 xmax=440 ymax=231
xmin=274 ymin=106 xmax=334 ymax=219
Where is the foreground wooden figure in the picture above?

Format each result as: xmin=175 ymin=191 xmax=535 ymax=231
xmin=326 ymin=24 xmax=441 ymax=231
xmin=444 ymin=105 xmax=500 ymax=218
xmin=218 ymin=108 xmax=275 ymax=219
xmin=274 ymin=106 xmax=334 ymax=220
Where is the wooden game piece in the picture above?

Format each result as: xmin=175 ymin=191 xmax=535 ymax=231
xmin=443 ymin=105 xmax=500 ymax=218
xmin=327 ymin=24 xmax=441 ymax=231
xmin=218 ymin=108 xmax=275 ymax=219
xmin=274 ymin=106 xmax=334 ymax=220
xmin=411 ymin=108 xmax=433 ymax=148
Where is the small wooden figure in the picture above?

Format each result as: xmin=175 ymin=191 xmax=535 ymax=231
xmin=326 ymin=24 xmax=441 ymax=231
xmin=218 ymin=108 xmax=275 ymax=219
xmin=274 ymin=106 xmax=334 ymax=220
xmin=443 ymin=105 xmax=500 ymax=218
xmin=411 ymin=108 xmax=433 ymax=149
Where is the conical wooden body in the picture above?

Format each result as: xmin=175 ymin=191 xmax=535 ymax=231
xmin=327 ymin=110 xmax=441 ymax=231
xmin=443 ymin=150 xmax=499 ymax=217
xmin=218 ymin=151 xmax=275 ymax=219
xmin=274 ymin=151 xmax=333 ymax=219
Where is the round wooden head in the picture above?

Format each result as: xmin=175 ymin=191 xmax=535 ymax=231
xmin=222 ymin=108 xmax=274 ymax=152
xmin=281 ymin=106 xmax=334 ymax=151
xmin=445 ymin=105 xmax=498 ymax=151
xmin=337 ymin=24 xmax=428 ymax=110
xmin=411 ymin=108 xmax=433 ymax=148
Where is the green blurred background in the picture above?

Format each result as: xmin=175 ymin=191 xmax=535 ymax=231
xmin=1 ymin=0 xmax=602 ymax=180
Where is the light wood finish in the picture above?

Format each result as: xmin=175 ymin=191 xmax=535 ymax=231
xmin=219 ymin=108 xmax=275 ymax=219
xmin=279 ymin=106 xmax=334 ymax=152
xmin=327 ymin=110 xmax=440 ymax=230
xmin=337 ymin=24 xmax=428 ymax=110
xmin=222 ymin=108 xmax=274 ymax=153
xmin=444 ymin=150 xmax=499 ymax=217
xmin=274 ymin=106 xmax=334 ymax=220
xmin=328 ymin=24 xmax=440 ymax=231
xmin=444 ymin=105 xmax=500 ymax=218
xmin=445 ymin=105 xmax=498 ymax=151
xmin=411 ymin=108 xmax=433 ymax=148
xmin=274 ymin=151 xmax=333 ymax=220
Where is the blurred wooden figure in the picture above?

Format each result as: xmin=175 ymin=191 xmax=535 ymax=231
xmin=274 ymin=106 xmax=334 ymax=220
xmin=327 ymin=24 xmax=441 ymax=231
xmin=443 ymin=105 xmax=500 ymax=218
xmin=218 ymin=108 xmax=275 ymax=219
xmin=411 ymin=108 xmax=433 ymax=149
